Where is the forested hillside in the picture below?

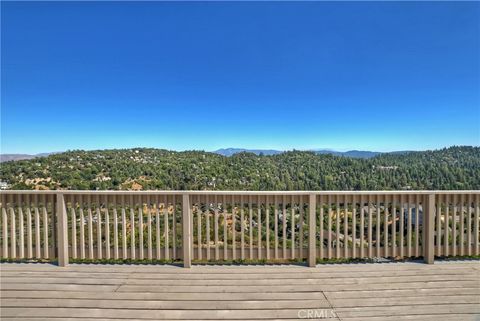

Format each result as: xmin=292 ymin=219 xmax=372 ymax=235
xmin=0 ymin=146 xmax=478 ymax=190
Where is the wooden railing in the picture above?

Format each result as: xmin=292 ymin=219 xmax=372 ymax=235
xmin=0 ymin=191 xmax=478 ymax=267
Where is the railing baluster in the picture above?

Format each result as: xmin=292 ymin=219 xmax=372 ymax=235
xmin=360 ymin=196 xmax=365 ymax=258
xmin=206 ymin=195 xmax=211 ymax=261
xmin=79 ymin=195 xmax=85 ymax=260
xmin=282 ymin=195 xmax=287 ymax=259
xmin=105 ymin=197 xmax=110 ymax=260
xmin=327 ymin=195 xmax=332 ymax=259
xmin=240 ymin=195 xmax=245 ymax=260
xmin=87 ymin=196 xmax=93 ymax=260
xmin=71 ymin=198 xmax=77 ymax=259
xmin=182 ymin=193 xmax=192 ymax=268
xmin=399 ymin=194 xmax=404 ymax=258
xmin=308 ymin=193 xmax=316 ymax=267
xmin=138 ymin=197 xmax=144 ymax=260
xmin=384 ymin=194 xmax=389 ymax=258
xmin=113 ymin=195 xmax=119 ymax=260
xmin=299 ymin=195 xmax=304 ymax=260
xmin=121 ymin=195 xmax=127 ymax=259
xmin=407 ymin=194 xmax=412 ymax=258
xmin=17 ymin=195 xmax=25 ymax=259
xmin=444 ymin=194 xmax=449 ymax=257
xmin=249 ymin=195 xmax=253 ymax=260
xmin=266 ymin=195 xmax=270 ymax=260
xmin=257 ymin=195 xmax=262 ymax=260
xmin=424 ymin=194 xmax=435 ymax=264
xmin=274 ymin=195 xmax=278 ymax=260
xmin=26 ymin=195 xmax=32 ymax=259
xmin=56 ymin=193 xmax=68 ymax=266
xmin=343 ymin=195 xmax=348 ymax=259
xmin=147 ymin=195 xmax=152 ymax=260
xmin=391 ymin=195 xmax=396 ymax=258
xmin=214 ymin=195 xmax=219 ymax=260
xmin=155 ymin=195 xmax=160 ymax=260
xmin=415 ymin=194 xmax=420 ymax=257
xmin=475 ymin=193 xmax=479 ymax=256
xmin=96 ymin=195 xmax=102 ymax=260
xmin=467 ymin=194 xmax=472 ymax=256
xmin=130 ymin=195 xmax=135 ymax=260
xmin=192 ymin=195 xmax=196 ymax=260
xmin=232 ymin=195 xmax=236 ymax=260
xmin=2 ymin=194 xmax=8 ymax=258
xmin=172 ymin=195 xmax=177 ymax=260
xmin=164 ymin=195 xmax=169 ymax=260
xmin=435 ymin=194 xmax=441 ymax=257
xmin=352 ymin=195 xmax=357 ymax=258
xmin=223 ymin=195 xmax=227 ymax=260
xmin=376 ymin=194 xmax=381 ymax=257
xmin=335 ymin=195 xmax=340 ymax=259
xmin=44 ymin=195 xmax=50 ymax=259
xmin=291 ymin=195 xmax=295 ymax=260
xmin=459 ymin=194 xmax=465 ymax=256
xmin=10 ymin=205 xmax=16 ymax=259
xmin=34 ymin=194 xmax=42 ymax=259
xmin=452 ymin=194 xmax=457 ymax=257
xmin=197 ymin=195 xmax=202 ymax=260
xmin=18 ymin=195 xmax=24 ymax=259
xmin=319 ymin=195 xmax=324 ymax=261
xmin=368 ymin=195 xmax=373 ymax=258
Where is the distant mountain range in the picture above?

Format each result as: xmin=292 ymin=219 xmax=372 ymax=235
xmin=213 ymin=148 xmax=410 ymax=158
xmin=0 ymin=148 xmax=410 ymax=162
xmin=312 ymin=150 xmax=383 ymax=158
xmin=213 ymin=148 xmax=285 ymax=157
xmin=0 ymin=153 xmax=57 ymax=163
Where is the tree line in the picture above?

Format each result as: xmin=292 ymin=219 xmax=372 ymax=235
xmin=1 ymin=146 xmax=478 ymax=190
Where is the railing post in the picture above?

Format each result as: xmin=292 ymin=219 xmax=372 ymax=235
xmin=423 ymin=193 xmax=435 ymax=264
xmin=308 ymin=194 xmax=317 ymax=267
xmin=182 ymin=193 xmax=192 ymax=268
xmin=56 ymin=193 xmax=69 ymax=267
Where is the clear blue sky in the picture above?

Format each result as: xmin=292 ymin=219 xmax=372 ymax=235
xmin=1 ymin=1 xmax=479 ymax=154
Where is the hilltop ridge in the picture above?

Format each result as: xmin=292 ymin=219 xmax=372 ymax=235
xmin=0 ymin=146 xmax=478 ymax=191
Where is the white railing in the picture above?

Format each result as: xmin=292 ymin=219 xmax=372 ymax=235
xmin=0 ymin=191 xmax=479 ymax=267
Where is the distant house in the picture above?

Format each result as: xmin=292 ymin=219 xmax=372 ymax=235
xmin=0 ymin=181 xmax=9 ymax=190
xmin=404 ymin=206 xmax=423 ymax=227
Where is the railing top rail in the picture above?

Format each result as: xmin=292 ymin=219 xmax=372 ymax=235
xmin=0 ymin=190 xmax=478 ymax=195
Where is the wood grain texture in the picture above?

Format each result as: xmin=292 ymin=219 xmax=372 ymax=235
xmin=1 ymin=261 xmax=478 ymax=320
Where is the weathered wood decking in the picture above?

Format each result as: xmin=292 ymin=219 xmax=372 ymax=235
xmin=1 ymin=261 xmax=479 ymax=320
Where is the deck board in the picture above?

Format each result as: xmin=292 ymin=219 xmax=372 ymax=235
xmin=1 ymin=261 xmax=479 ymax=320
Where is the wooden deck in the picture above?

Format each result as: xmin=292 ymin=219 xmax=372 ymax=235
xmin=1 ymin=261 xmax=479 ymax=320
